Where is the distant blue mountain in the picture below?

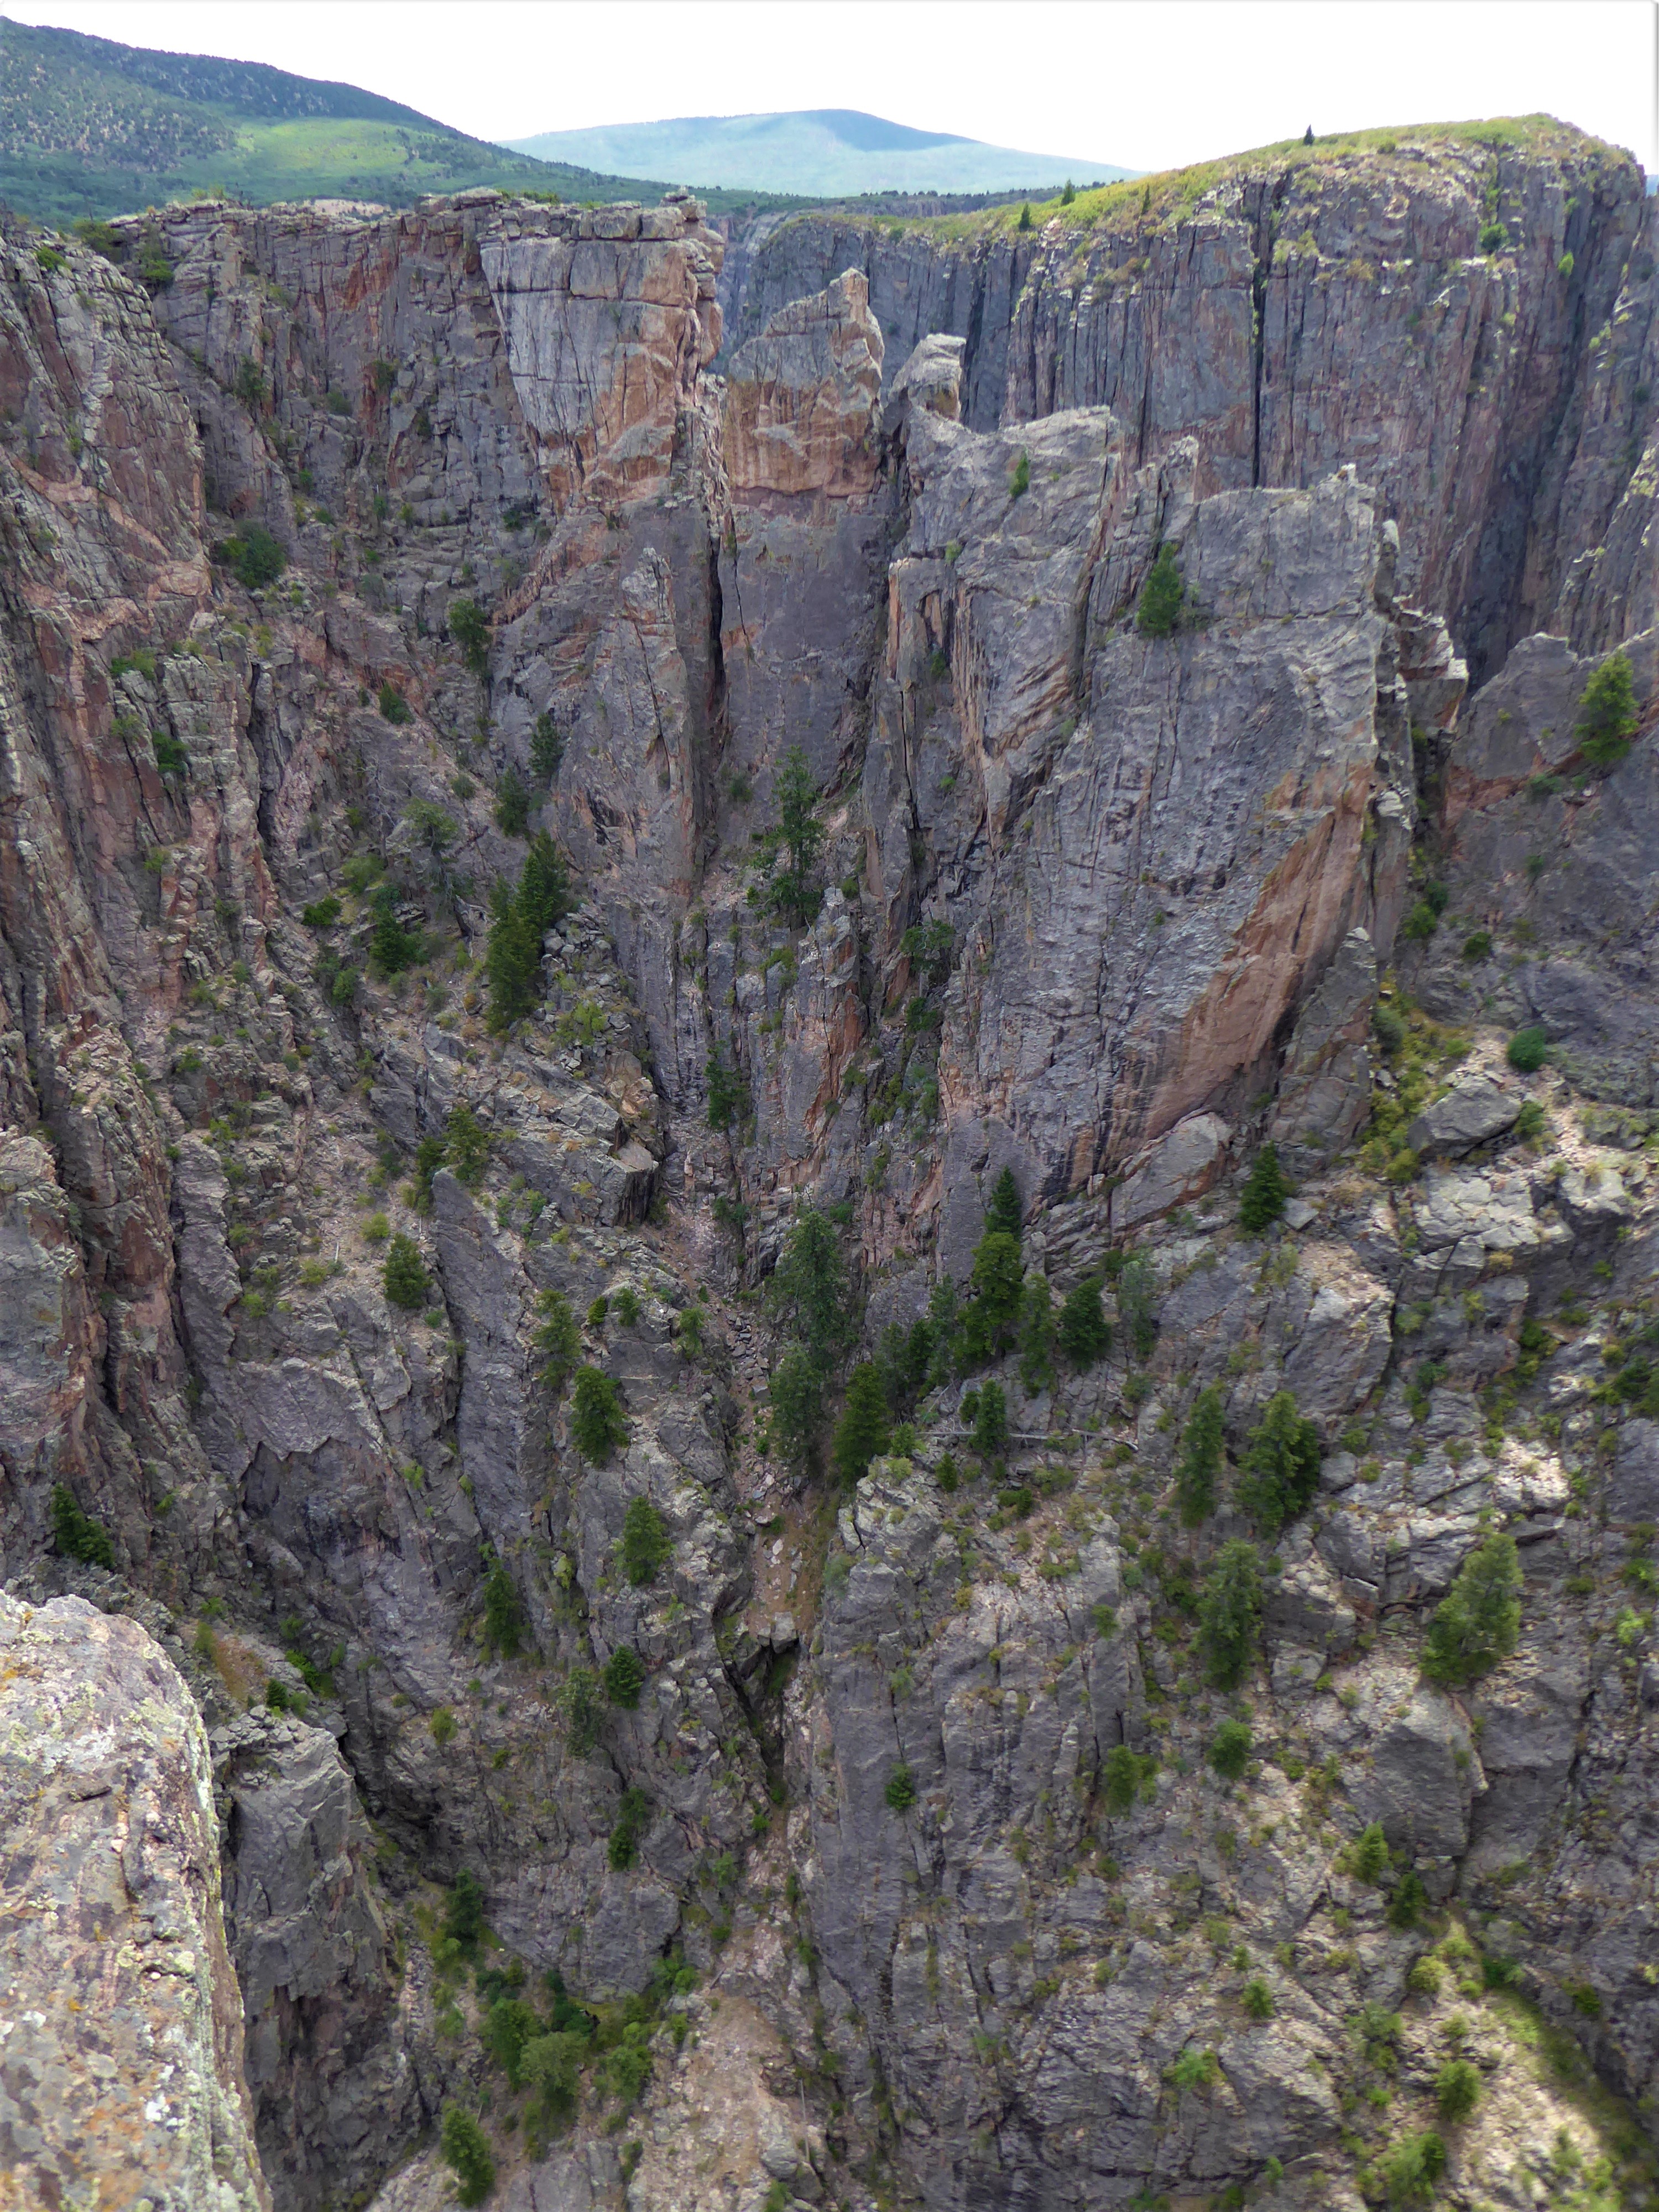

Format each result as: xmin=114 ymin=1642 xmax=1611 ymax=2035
xmin=505 ymin=107 xmax=1130 ymax=197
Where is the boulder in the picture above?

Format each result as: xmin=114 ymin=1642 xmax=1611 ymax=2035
xmin=0 ymin=1593 xmax=269 ymax=2212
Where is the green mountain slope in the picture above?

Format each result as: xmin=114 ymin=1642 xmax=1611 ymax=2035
xmin=0 ymin=17 xmax=807 ymax=222
xmin=507 ymin=107 xmax=1131 ymax=197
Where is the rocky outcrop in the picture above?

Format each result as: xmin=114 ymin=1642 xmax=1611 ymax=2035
xmin=723 ymin=128 xmax=1655 ymax=681
xmin=0 ymin=1592 xmax=269 ymax=2212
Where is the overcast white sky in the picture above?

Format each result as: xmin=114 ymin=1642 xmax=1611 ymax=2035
xmin=8 ymin=1 xmax=1655 ymax=174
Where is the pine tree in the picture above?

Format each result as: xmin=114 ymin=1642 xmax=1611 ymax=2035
xmin=1116 ymin=1256 xmax=1159 ymax=1359
xmin=1238 ymin=1142 xmax=1290 ymax=1233
xmin=445 ymin=1102 xmax=491 ymax=1188
xmin=1199 ymin=1539 xmax=1262 ymax=1688
xmin=706 ymin=1046 xmax=748 ymax=1132
xmin=1176 ymin=1385 xmax=1224 ymax=1527
xmin=753 ymin=744 xmax=825 ymax=926
xmin=383 ymin=1234 xmax=429 ymax=1311
xmin=529 ymin=711 xmax=564 ymax=784
xmin=532 ymin=1290 xmax=581 ymax=1393
xmin=482 ymin=1557 xmax=523 ymax=1658
xmin=1136 ymin=543 xmax=1184 ymax=636
xmin=619 ymin=1495 xmax=671 ymax=1585
xmin=1576 ymin=650 xmax=1640 ymax=768
xmin=1056 ymin=1276 xmax=1111 ymax=1369
xmin=767 ymin=1346 xmax=825 ymax=1471
xmin=1017 ymin=1275 xmax=1055 ymax=1392
xmin=985 ymin=1166 xmax=1022 ymax=1238
xmin=1421 ymin=1531 xmax=1522 ymax=1686
xmin=971 ymin=1379 xmax=1008 ymax=1458
xmin=768 ymin=1206 xmax=852 ymax=1371
xmin=517 ymin=832 xmax=573 ymax=932
xmin=440 ymin=2106 xmax=495 ymax=2206
xmin=833 ymin=1361 xmax=891 ymax=1486
xmin=571 ymin=1365 xmax=629 ymax=1463
xmin=970 ymin=1229 xmax=1025 ymax=1354
xmin=603 ymin=1645 xmax=646 ymax=1707
xmin=1237 ymin=1390 xmax=1322 ymax=1533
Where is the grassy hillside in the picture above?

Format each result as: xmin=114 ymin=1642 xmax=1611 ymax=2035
xmin=509 ymin=106 xmax=1130 ymax=197
xmin=0 ymin=17 xmax=808 ymax=222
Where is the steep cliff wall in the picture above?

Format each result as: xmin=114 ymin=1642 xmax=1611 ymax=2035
xmin=723 ymin=124 xmax=1658 ymax=682
xmin=2 ymin=132 xmax=1658 ymax=2212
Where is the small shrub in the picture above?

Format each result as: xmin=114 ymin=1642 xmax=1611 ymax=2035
xmin=1169 ymin=2046 xmax=1220 ymax=2093
xmin=619 ymin=1495 xmax=670 ymax=1585
xmin=1009 ymin=450 xmax=1030 ymax=498
xmin=1461 ymin=929 xmax=1492 ymax=962
xmin=1479 ymin=221 xmax=1509 ymax=254
xmin=431 ymin=1706 xmax=457 ymax=1746
xmin=1436 ymin=2057 xmax=1480 ymax=2123
xmin=885 ymin=1763 xmax=918 ymax=1812
xmin=1407 ymin=1955 xmax=1444 ymax=1997
xmin=50 ymin=1483 xmax=116 ymax=1570
xmin=1507 ymin=1025 xmax=1548 ymax=1072
xmin=1380 ymin=2129 xmax=1446 ymax=2204
xmin=1352 ymin=1822 xmax=1390 ymax=1882
xmin=1209 ymin=1718 xmax=1253 ymax=1780
xmin=612 ymin=1285 xmax=641 ymax=1327
xmin=378 ymin=682 xmax=413 ymax=725
xmin=1576 ymin=650 xmax=1639 ymax=768
xmin=1137 ymin=543 xmax=1183 ymax=636
xmin=302 ymin=895 xmax=342 ymax=931
xmin=1387 ymin=1867 xmax=1428 ymax=1930
xmin=1241 ymin=1977 xmax=1275 ymax=2021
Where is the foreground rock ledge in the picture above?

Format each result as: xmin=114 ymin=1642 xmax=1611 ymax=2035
xmin=0 ymin=1592 xmax=269 ymax=2212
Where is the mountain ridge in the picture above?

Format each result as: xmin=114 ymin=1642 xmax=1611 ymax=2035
xmin=507 ymin=103 xmax=1132 ymax=196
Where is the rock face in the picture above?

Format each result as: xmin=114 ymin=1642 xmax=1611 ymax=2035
xmin=4 ymin=129 xmax=1659 ymax=2212
xmin=0 ymin=1592 xmax=269 ymax=2212
xmin=722 ymin=128 xmax=1655 ymax=681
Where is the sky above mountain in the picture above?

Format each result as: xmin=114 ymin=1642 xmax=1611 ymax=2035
xmin=5 ymin=0 xmax=1653 ymax=178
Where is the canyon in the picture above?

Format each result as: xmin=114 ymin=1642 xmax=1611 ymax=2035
xmin=1 ymin=117 xmax=1657 ymax=2212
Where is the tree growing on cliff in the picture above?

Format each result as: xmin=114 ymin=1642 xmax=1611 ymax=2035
xmin=1421 ymin=1531 xmax=1522 ymax=1686
xmin=448 ymin=596 xmax=491 ymax=678
xmin=1198 ymin=1538 xmax=1262 ymax=1688
xmin=1576 ymin=650 xmax=1640 ymax=769
xmin=1176 ymin=1385 xmax=1225 ymax=1526
xmin=832 ymin=1361 xmax=890 ymax=1486
xmin=482 ymin=1554 xmax=524 ymax=1658
xmin=50 ymin=1483 xmax=116 ymax=1570
xmin=382 ymin=1234 xmax=429 ymax=1310
xmin=750 ymin=744 xmax=825 ymax=927
xmin=619 ymin=1495 xmax=671 ymax=1585
xmin=1237 ymin=1390 xmax=1322 ymax=1533
xmin=1056 ymin=1276 xmax=1111 ymax=1369
xmin=572 ymin=1366 xmax=629 ymax=1464
xmin=1238 ymin=1142 xmax=1291 ymax=1233
xmin=985 ymin=1166 xmax=1023 ymax=1238
xmin=1137 ymin=543 xmax=1184 ymax=636
xmin=440 ymin=2106 xmax=495 ymax=2206
xmin=486 ymin=833 xmax=575 ymax=1031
